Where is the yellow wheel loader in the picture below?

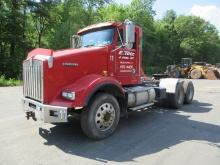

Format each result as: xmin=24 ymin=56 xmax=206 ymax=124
xmin=165 ymin=58 xmax=220 ymax=79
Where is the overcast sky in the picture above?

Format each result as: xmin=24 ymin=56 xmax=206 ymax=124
xmin=114 ymin=0 xmax=220 ymax=32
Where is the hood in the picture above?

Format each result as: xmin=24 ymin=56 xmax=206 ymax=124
xmin=27 ymin=48 xmax=53 ymax=59
xmin=53 ymin=46 xmax=109 ymax=58
xmin=39 ymin=46 xmax=109 ymax=103
xmin=26 ymin=46 xmax=109 ymax=60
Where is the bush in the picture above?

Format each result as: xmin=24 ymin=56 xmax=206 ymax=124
xmin=0 ymin=75 xmax=22 ymax=87
xmin=145 ymin=66 xmax=165 ymax=76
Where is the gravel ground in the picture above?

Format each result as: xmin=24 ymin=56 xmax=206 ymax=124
xmin=0 ymin=80 xmax=220 ymax=165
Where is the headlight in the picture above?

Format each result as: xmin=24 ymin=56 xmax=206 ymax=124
xmin=62 ymin=91 xmax=75 ymax=100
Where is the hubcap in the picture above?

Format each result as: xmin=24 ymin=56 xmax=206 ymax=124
xmin=95 ymin=103 xmax=115 ymax=131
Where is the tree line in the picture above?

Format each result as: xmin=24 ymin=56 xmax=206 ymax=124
xmin=1 ymin=0 xmax=220 ymax=79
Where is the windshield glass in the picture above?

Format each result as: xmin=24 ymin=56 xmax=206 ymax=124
xmin=80 ymin=27 xmax=115 ymax=47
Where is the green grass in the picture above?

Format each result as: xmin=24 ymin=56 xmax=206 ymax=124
xmin=0 ymin=75 xmax=22 ymax=87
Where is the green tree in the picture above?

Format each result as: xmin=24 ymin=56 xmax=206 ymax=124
xmin=27 ymin=0 xmax=59 ymax=47
xmin=0 ymin=0 xmax=27 ymax=78
xmin=154 ymin=10 xmax=180 ymax=67
xmin=174 ymin=15 xmax=220 ymax=63
xmin=48 ymin=0 xmax=111 ymax=50
xmin=154 ymin=12 xmax=220 ymax=71
xmin=163 ymin=9 xmax=177 ymax=24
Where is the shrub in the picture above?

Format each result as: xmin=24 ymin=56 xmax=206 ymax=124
xmin=0 ymin=75 xmax=22 ymax=87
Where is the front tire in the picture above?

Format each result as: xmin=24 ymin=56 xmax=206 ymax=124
xmin=81 ymin=93 xmax=120 ymax=140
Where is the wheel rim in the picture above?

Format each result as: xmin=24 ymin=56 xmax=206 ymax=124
xmin=95 ymin=103 xmax=115 ymax=131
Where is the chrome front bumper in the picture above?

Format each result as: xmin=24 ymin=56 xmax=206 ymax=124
xmin=22 ymin=97 xmax=68 ymax=123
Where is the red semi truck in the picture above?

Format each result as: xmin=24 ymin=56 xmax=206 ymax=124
xmin=22 ymin=20 xmax=194 ymax=139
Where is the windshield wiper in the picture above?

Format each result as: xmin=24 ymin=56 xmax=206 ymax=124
xmin=84 ymin=44 xmax=95 ymax=47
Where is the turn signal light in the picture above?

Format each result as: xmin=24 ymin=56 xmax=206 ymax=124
xmin=102 ymin=70 xmax=108 ymax=76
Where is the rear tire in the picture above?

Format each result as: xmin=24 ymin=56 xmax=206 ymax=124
xmin=81 ymin=93 xmax=120 ymax=140
xmin=190 ymin=69 xmax=202 ymax=79
xmin=183 ymin=81 xmax=194 ymax=104
xmin=167 ymin=83 xmax=184 ymax=109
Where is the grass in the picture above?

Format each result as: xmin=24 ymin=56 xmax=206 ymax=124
xmin=0 ymin=75 xmax=22 ymax=87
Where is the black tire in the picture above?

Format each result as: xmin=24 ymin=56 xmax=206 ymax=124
xmin=81 ymin=93 xmax=120 ymax=140
xmin=183 ymin=81 xmax=194 ymax=104
xmin=167 ymin=83 xmax=184 ymax=109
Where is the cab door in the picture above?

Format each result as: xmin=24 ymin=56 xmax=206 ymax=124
xmin=111 ymin=28 xmax=139 ymax=85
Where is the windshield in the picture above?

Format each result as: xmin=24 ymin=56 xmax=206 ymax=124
xmin=80 ymin=27 xmax=115 ymax=47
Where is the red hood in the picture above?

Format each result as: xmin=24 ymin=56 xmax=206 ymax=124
xmin=53 ymin=46 xmax=109 ymax=58
xmin=40 ymin=46 xmax=110 ymax=103
xmin=27 ymin=48 xmax=53 ymax=59
xmin=27 ymin=46 xmax=109 ymax=60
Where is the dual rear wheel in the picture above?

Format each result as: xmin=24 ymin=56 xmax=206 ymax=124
xmin=167 ymin=81 xmax=194 ymax=109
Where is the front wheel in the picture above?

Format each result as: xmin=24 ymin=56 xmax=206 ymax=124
xmin=81 ymin=93 xmax=120 ymax=140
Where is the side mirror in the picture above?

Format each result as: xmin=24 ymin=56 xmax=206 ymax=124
xmin=123 ymin=19 xmax=135 ymax=49
xmin=70 ymin=35 xmax=80 ymax=48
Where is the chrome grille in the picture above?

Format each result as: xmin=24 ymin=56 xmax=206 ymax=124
xmin=23 ymin=60 xmax=43 ymax=102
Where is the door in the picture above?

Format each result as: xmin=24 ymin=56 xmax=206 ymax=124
xmin=115 ymin=47 xmax=137 ymax=76
xmin=111 ymin=28 xmax=139 ymax=84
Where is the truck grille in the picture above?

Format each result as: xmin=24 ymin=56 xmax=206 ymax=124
xmin=23 ymin=60 xmax=43 ymax=102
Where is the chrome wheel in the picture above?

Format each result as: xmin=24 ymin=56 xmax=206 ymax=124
xmin=95 ymin=103 xmax=115 ymax=131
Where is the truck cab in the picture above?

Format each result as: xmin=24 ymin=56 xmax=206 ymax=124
xmin=71 ymin=20 xmax=143 ymax=85
xmin=22 ymin=20 xmax=194 ymax=139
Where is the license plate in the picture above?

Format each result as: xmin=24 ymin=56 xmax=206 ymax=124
xmin=29 ymin=102 xmax=36 ymax=109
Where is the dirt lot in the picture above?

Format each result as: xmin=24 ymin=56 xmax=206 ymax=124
xmin=0 ymin=80 xmax=220 ymax=165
